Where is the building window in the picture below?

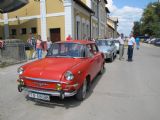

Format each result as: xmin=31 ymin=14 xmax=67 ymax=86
xmin=21 ymin=28 xmax=27 ymax=35
xmin=31 ymin=27 xmax=37 ymax=34
xmin=76 ymin=16 xmax=81 ymax=40
xmin=76 ymin=21 xmax=80 ymax=39
xmin=11 ymin=29 xmax=17 ymax=35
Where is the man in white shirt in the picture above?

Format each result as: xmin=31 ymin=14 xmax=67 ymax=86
xmin=118 ymin=33 xmax=125 ymax=60
xmin=127 ymin=33 xmax=136 ymax=61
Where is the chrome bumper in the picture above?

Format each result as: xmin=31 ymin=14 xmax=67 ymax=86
xmin=24 ymin=88 xmax=77 ymax=98
xmin=104 ymin=52 xmax=111 ymax=59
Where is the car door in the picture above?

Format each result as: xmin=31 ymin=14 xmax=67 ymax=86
xmin=86 ymin=44 xmax=96 ymax=80
xmin=90 ymin=43 xmax=102 ymax=76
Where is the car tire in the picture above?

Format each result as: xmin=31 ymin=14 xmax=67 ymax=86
xmin=76 ymin=79 xmax=87 ymax=101
xmin=110 ymin=54 xmax=114 ymax=62
xmin=99 ymin=63 xmax=105 ymax=74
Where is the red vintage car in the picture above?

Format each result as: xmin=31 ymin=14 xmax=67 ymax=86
xmin=17 ymin=40 xmax=105 ymax=101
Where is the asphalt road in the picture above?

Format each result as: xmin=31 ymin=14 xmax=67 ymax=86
xmin=0 ymin=44 xmax=160 ymax=120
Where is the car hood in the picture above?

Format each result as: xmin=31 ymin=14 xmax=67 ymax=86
xmin=98 ymin=46 xmax=111 ymax=52
xmin=22 ymin=58 xmax=82 ymax=80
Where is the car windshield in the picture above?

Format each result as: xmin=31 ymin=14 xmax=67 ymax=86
xmin=96 ymin=40 xmax=111 ymax=46
xmin=47 ymin=43 xmax=85 ymax=58
xmin=114 ymin=40 xmax=120 ymax=43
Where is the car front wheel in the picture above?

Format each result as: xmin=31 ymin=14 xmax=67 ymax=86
xmin=99 ymin=63 xmax=105 ymax=74
xmin=76 ymin=79 xmax=87 ymax=101
xmin=110 ymin=54 xmax=114 ymax=62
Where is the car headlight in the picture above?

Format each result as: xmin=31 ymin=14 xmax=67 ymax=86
xmin=64 ymin=71 xmax=74 ymax=81
xmin=17 ymin=67 xmax=24 ymax=75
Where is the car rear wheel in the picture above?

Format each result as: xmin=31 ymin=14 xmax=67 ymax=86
xmin=114 ymin=52 xmax=117 ymax=58
xmin=76 ymin=79 xmax=87 ymax=101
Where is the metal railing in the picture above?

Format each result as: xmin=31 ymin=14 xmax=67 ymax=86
xmin=0 ymin=39 xmax=27 ymax=67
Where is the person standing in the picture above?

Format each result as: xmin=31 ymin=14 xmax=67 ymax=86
xmin=0 ymin=37 xmax=4 ymax=60
xmin=118 ymin=33 xmax=125 ymax=60
xmin=31 ymin=35 xmax=36 ymax=59
xmin=27 ymin=34 xmax=33 ymax=60
xmin=66 ymin=35 xmax=72 ymax=41
xmin=27 ymin=33 xmax=36 ymax=59
xmin=0 ymin=37 xmax=4 ymax=49
xmin=47 ymin=37 xmax=52 ymax=52
xmin=127 ymin=34 xmax=136 ymax=62
xmin=36 ymin=35 xmax=43 ymax=59
xmin=135 ymin=36 xmax=140 ymax=50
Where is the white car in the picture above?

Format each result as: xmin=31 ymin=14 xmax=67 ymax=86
xmin=96 ymin=39 xmax=117 ymax=62
xmin=113 ymin=40 xmax=120 ymax=53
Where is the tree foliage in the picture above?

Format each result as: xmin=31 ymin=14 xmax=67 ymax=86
xmin=133 ymin=21 xmax=141 ymax=36
xmin=133 ymin=2 xmax=160 ymax=37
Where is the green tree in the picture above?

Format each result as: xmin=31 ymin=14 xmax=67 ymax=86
xmin=133 ymin=21 xmax=141 ymax=36
xmin=133 ymin=2 xmax=160 ymax=37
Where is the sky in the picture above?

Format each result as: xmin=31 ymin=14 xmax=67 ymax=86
xmin=106 ymin=0 xmax=157 ymax=36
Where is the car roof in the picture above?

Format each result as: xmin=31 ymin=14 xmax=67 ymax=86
xmin=56 ymin=40 xmax=95 ymax=45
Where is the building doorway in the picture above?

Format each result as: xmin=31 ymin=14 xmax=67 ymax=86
xmin=50 ymin=28 xmax=61 ymax=42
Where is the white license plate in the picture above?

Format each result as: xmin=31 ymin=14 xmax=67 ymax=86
xmin=28 ymin=92 xmax=50 ymax=101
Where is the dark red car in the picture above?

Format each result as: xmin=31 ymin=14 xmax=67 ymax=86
xmin=17 ymin=40 xmax=105 ymax=101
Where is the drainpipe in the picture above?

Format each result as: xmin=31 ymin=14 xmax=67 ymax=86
xmin=90 ymin=14 xmax=92 ymax=40
xmin=97 ymin=1 xmax=99 ymax=38
xmin=90 ymin=13 xmax=94 ymax=40
xmin=97 ymin=0 xmax=100 ymax=39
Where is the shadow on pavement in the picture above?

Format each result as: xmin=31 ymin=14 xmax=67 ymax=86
xmin=85 ymin=68 xmax=106 ymax=100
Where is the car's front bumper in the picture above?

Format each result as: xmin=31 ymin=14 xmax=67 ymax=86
xmin=103 ymin=52 xmax=112 ymax=59
xmin=24 ymin=87 xmax=77 ymax=98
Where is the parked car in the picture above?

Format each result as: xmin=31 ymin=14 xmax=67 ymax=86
xmin=144 ymin=38 xmax=151 ymax=43
xmin=17 ymin=40 xmax=105 ymax=101
xmin=154 ymin=38 xmax=160 ymax=46
xmin=96 ymin=39 xmax=117 ymax=62
xmin=113 ymin=39 xmax=120 ymax=53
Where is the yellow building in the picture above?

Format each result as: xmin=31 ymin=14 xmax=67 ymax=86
xmin=107 ymin=17 xmax=119 ymax=38
xmin=0 ymin=0 xmax=109 ymax=42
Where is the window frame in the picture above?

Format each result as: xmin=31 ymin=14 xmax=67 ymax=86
xmin=21 ymin=28 xmax=27 ymax=35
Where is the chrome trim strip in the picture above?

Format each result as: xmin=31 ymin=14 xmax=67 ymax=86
xmin=23 ymin=76 xmax=67 ymax=84
xmin=24 ymin=88 xmax=77 ymax=97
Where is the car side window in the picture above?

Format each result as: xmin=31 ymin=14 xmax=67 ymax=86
xmin=91 ymin=44 xmax=99 ymax=54
xmin=86 ymin=45 xmax=94 ymax=57
xmin=111 ymin=41 xmax=115 ymax=46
